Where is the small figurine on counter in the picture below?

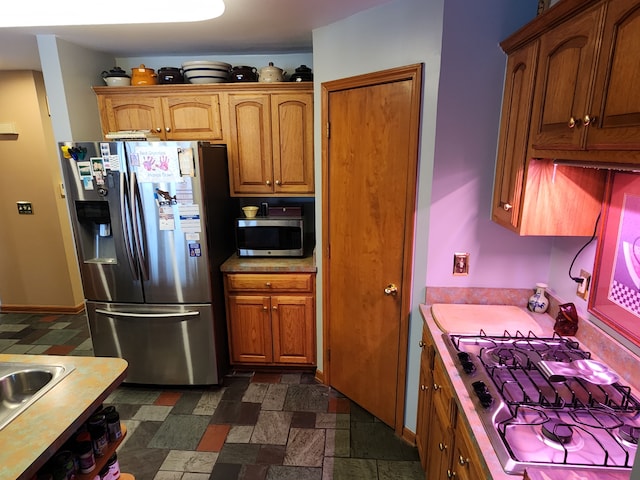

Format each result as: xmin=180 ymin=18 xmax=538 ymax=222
xmin=554 ymin=302 xmax=579 ymax=336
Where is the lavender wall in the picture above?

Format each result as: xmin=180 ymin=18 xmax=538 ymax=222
xmin=314 ymin=0 xmax=540 ymax=431
xmin=428 ymin=0 xmax=548 ymax=290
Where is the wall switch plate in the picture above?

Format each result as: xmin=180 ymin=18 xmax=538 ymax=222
xmin=577 ymin=269 xmax=591 ymax=300
xmin=17 ymin=201 xmax=33 ymax=215
xmin=453 ymin=252 xmax=470 ymax=276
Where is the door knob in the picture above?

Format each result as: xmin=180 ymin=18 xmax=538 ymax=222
xmin=384 ymin=284 xmax=398 ymax=295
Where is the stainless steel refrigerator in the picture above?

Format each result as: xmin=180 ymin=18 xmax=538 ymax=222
xmin=58 ymin=140 xmax=235 ymax=385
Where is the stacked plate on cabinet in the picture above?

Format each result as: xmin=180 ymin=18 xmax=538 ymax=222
xmin=182 ymin=60 xmax=231 ymax=84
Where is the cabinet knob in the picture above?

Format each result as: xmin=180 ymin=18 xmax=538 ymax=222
xmin=263 ymin=306 xmax=268 ymax=311
xmin=266 ymin=180 xmax=271 ymax=186
xmin=155 ymin=128 xmax=162 ymax=133
xmin=272 ymin=305 xmax=277 ymax=310
xmin=265 ymin=282 xmax=272 ymax=287
xmin=420 ymin=384 xmax=428 ymax=391
xmin=583 ymin=114 xmax=593 ymax=127
xmin=568 ymin=116 xmax=577 ymax=128
xmin=275 ymin=180 xmax=281 ymax=185
xmin=502 ymin=203 xmax=512 ymax=212
xmin=165 ymin=127 xmax=171 ymax=132
xmin=419 ymin=340 xmax=425 ymax=348
xmin=433 ymin=383 xmax=441 ymax=391
xmin=447 ymin=469 xmax=457 ymax=478
xmin=459 ymin=455 xmax=469 ymax=466
xmin=438 ymin=442 xmax=447 ymax=451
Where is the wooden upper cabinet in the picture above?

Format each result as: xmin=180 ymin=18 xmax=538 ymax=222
xmin=160 ymin=95 xmax=223 ymax=141
xmin=95 ymin=87 xmax=224 ymax=141
xmin=271 ymin=94 xmax=314 ymax=196
xmin=98 ymin=95 xmax=164 ymax=135
xmin=530 ymin=3 xmax=604 ymax=150
xmin=523 ymin=0 xmax=640 ymax=162
xmin=226 ymin=91 xmax=314 ymax=197
xmin=94 ymin=83 xmax=314 ymax=197
xmin=588 ymin=0 xmax=640 ymax=150
xmin=492 ymin=41 xmax=538 ymax=231
xmin=227 ymin=93 xmax=275 ymax=195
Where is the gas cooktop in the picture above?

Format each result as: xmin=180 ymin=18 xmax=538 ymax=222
xmin=444 ymin=330 xmax=640 ymax=474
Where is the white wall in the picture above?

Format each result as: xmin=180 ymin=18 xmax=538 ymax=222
xmin=38 ymin=35 xmax=112 ymax=141
xmin=429 ymin=0 xmax=548 ymax=290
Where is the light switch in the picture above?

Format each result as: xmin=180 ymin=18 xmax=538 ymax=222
xmin=17 ymin=201 xmax=33 ymax=214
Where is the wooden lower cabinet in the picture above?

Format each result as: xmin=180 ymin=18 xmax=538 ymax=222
xmin=417 ymin=325 xmax=486 ymax=479
xmin=224 ymin=273 xmax=316 ymax=366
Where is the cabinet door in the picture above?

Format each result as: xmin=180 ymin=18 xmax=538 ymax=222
xmin=271 ymin=295 xmax=315 ymax=364
xmin=271 ymin=94 xmax=314 ymax=195
xmin=451 ymin=417 xmax=486 ymax=480
xmin=492 ymin=41 xmax=538 ymax=231
xmin=425 ymin=406 xmax=453 ymax=480
xmin=161 ymin=94 xmax=224 ymax=141
xmin=530 ymin=3 xmax=604 ymax=150
xmin=227 ymin=295 xmax=273 ymax=363
xmin=588 ymin=0 xmax=640 ymax=150
xmin=416 ymin=346 xmax=433 ymax=471
xmin=227 ymin=94 xmax=274 ymax=195
xmin=98 ymin=95 xmax=165 ymax=137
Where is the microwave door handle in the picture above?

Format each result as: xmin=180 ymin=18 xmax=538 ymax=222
xmin=120 ymin=172 xmax=139 ymax=280
xmin=130 ymin=171 xmax=149 ymax=281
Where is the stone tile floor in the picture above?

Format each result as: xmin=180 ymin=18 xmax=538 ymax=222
xmin=0 ymin=312 xmax=422 ymax=480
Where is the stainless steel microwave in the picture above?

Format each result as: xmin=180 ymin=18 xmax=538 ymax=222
xmin=235 ymin=217 xmax=304 ymax=257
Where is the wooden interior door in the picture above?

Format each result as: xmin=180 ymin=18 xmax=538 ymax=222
xmin=322 ymin=64 xmax=422 ymax=432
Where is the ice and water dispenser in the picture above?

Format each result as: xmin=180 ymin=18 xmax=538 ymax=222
xmin=75 ymin=201 xmax=117 ymax=264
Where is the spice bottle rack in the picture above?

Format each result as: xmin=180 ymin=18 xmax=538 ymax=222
xmin=75 ymin=424 xmax=133 ymax=480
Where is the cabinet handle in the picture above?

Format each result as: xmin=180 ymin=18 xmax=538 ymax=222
xmin=568 ymin=116 xmax=576 ymax=128
xmin=265 ymin=282 xmax=272 ymax=287
xmin=459 ymin=455 xmax=469 ymax=466
xmin=447 ymin=469 xmax=457 ymax=478
xmin=155 ymin=128 xmax=162 ymax=133
xmin=502 ymin=203 xmax=512 ymax=211
xmin=438 ymin=442 xmax=447 ymax=451
xmin=275 ymin=180 xmax=281 ymax=185
xmin=266 ymin=180 xmax=271 ymax=186
xmin=583 ymin=114 xmax=593 ymax=127
xmin=165 ymin=127 xmax=171 ymax=132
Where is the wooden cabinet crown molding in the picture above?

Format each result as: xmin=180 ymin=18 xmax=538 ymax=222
xmin=501 ymin=0 xmax=602 ymax=53
xmin=93 ymin=82 xmax=313 ymax=96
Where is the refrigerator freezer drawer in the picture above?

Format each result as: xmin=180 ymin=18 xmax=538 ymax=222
xmin=87 ymin=302 xmax=221 ymax=385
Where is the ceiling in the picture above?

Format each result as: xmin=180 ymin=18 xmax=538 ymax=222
xmin=0 ymin=0 xmax=393 ymax=71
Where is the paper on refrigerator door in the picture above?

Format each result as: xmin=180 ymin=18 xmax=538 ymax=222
xmin=178 ymin=204 xmax=201 ymax=233
xmin=132 ymin=145 xmax=183 ymax=183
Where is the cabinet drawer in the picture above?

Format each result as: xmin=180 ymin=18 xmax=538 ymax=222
xmin=226 ymin=273 xmax=313 ymax=292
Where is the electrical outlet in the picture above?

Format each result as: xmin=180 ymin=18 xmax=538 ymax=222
xmin=453 ymin=252 xmax=470 ymax=276
xmin=576 ymin=269 xmax=591 ymax=300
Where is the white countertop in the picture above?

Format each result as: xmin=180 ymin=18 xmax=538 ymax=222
xmin=420 ymin=303 xmax=634 ymax=480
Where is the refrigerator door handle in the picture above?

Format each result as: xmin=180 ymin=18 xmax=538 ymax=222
xmin=120 ymin=172 xmax=139 ymax=280
xmin=95 ymin=309 xmax=200 ymax=318
xmin=130 ymin=171 xmax=149 ymax=281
